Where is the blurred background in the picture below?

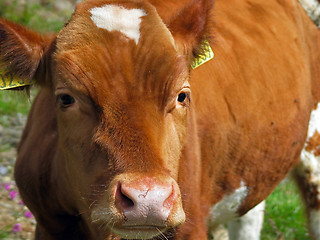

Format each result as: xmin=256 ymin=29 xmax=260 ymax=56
xmin=0 ymin=1 xmax=311 ymax=239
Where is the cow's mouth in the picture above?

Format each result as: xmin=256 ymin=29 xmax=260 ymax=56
xmin=122 ymin=225 xmax=165 ymax=229
xmin=113 ymin=225 xmax=168 ymax=239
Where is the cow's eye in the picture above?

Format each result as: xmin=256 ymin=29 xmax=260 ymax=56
xmin=176 ymin=90 xmax=190 ymax=107
xmin=178 ymin=92 xmax=187 ymax=103
xmin=58 ymin=94 xmax=75 ymax=108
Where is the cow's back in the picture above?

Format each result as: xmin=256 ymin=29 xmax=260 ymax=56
xmin=190 ymin=0 xmax=320 ymax=223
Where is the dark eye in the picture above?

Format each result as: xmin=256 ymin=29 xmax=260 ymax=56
xmin=176 ymin=90 xmax=190 ymax=107
xmin=58 ymin=94 xmax=75 ymax=108
xmin=177 ymin=92 xmax=187 ymax=103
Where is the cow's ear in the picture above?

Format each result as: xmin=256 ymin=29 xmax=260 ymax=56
xmin=154 ymin=0 xmax=214 ymax=63
xmin=0 ymin=18 xmax=56 ymax=89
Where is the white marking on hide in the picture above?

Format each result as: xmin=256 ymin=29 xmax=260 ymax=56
xmin=296 ymin=102 xmax=320 ymax=239
xmin=306 ymin=102 xmax=320 ymax=139
xmin=298 ymin=0 xmax=320 ymax=27
xmin=209 ymin=180 xmax=249 ymax=224
xmin=300 ymin=150 xmax=320 ymax=201
xmin=310 ymin=209 xmax=320 ymax=239
xmin=227 ymin=201 xmax=265 ymax=240
xmin=89 ymin=4 xmax=147 ymax=44
xmin=300 ymin=102 xmax=320 ymax=201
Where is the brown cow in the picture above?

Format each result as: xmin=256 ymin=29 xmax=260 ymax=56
xmin=1 ymin=0 xmax=320 ymax=239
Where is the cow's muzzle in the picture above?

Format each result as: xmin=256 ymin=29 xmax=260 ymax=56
xmin=91 ymin=173 xmax=185 ymax=239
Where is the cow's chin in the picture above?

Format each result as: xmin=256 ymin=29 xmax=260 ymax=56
xmin=111 ymin=225 xmax=168 ymax=239
xmin=90 ymin=208 xmax=184 ymax=239
xmin=90 ymin=206 xmax=185 ymax=239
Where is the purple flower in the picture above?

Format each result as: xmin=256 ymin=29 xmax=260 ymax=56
xmin=4 ymin=183 xmax=11 ymax=191
xmin=9 ymin=190 xmax=18 ymax=200
xmin=19 ymin=200 xmax=24 ymax=205
xmin=12 ymin=223 xmax=22 ymax=233
xmin=24 ymin=211 xmax=34 ymax=219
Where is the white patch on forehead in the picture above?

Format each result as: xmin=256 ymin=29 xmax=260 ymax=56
xmin=209 ymin=180 xmax=249 ymax=225
xmin=89 ymin=4 xmax=147 ymax=44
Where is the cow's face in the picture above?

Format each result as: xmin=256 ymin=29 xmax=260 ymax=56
xmin=52 ymin=0 xmax=189 ymax=238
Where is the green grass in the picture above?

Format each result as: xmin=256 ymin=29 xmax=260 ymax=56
xmin=0 ymin=0 xmax=68 ymax=33
xmin=0 ymin=229 xmax=10 ymax=239
xmin=0 ymin=91 xmax=31 ymax=117
xmin=0 ymin=224 xmax=13 ymax=238
xmin=262 ymin=179 xmax=310 ymax=240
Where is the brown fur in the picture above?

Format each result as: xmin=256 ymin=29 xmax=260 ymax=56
xmin=0 ymin=0 xmax=320 ymax=239
xmin=306 ymin=131 xmax=320 ymax=156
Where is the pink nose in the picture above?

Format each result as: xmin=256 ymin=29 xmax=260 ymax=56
xmin=115 ymin=178 xmax=177 ymax=226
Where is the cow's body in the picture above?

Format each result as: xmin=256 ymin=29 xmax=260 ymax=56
xmin=1 ymin=0 xmax=320 ymax=239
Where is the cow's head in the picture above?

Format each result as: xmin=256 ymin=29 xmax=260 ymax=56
xmin=0 ymin=0 xmax=212 ymax=238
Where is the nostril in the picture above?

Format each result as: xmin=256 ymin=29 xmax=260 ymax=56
xmin=115 ymin=183 xmax=134 ymax=210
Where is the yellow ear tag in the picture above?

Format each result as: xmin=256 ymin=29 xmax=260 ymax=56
xmin=191 ymin=39 xmax=214 ymax=69
xmin=0 ymin=67 xmax=35 ymax=90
